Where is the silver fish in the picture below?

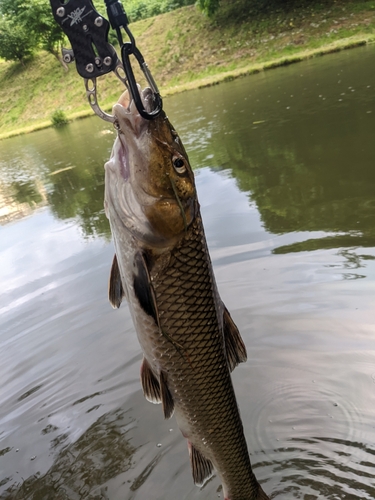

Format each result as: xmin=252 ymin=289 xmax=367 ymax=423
xmin=104 ymin=88 xmax=269 ymax=500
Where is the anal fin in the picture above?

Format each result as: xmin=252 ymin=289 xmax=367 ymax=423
xmin=109 ymin=254 xmax=125 ymax=309
xmin=188 ymin=442 xmax=214 ymax=486
xmin=223 ymin=305 xmax=247 ymax=371
xmin=160 ymin=371 xmax=174 ymax=419
xmin=140 ymin=358 xmax=161 ymax=404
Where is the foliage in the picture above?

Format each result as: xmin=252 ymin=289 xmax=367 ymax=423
xmin=126 ymin=0 xmax=195 ymax=22
xmin=0 ymin=0 xmax=65 ymax=57
xmin=51 ymin=109 xmax=69 ymax=127
xmin=0 ymin=0 xmax=197 ymax=62
xmin=0 ymin=19 xmax=36 ymax=62
xmin=196 ymin=0 xmax=221 ymax=17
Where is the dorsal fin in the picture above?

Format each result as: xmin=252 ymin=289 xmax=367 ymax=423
xmin=188 ymin=442 xmax=214 ymax=486
xmin=140 ymin=357 xmax=161 ymax=404
xmin=109 ymin=254 xmax=125 ymax=309
xmin=223 ymin=305 xmax=247 ymax=371
xmin=160 ymin=371 xmax=174 ymax=419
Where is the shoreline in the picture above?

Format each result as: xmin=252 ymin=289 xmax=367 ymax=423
xmin=0 ymin=33 xmax=374 ymax=142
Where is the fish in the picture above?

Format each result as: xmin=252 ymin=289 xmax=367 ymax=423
xmin=104 ymin=87 xmax=269 ymax=500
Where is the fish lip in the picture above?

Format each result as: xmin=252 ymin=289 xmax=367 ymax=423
xmin=113 ymin=87 xmax=154 ymax=138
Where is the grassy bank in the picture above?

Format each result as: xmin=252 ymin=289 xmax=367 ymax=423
xmin=1 ymin=0 xmax=375 ymax=140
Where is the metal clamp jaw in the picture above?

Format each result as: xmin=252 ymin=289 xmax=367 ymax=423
xmin=50 ymin=0 xmax=127 ymax=122
xmin=49 ymin=0 xmax=162 ymax=122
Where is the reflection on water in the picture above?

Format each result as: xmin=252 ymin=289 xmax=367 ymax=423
xmin=2 ymin=409 xmax=135 ymax=500
xmin=1 ymin=45 xmax=375 ymax=499
xmin=169 ymin=50 xmax=375 ymax=258
xmin=0 ymin=123 xmax=114 ymax=238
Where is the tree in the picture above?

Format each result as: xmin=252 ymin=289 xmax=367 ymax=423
xmin=0 ymin=0 xmax=65 ymax=61
xmin=0 ymin=18 xmax=36 ymax=63
xmin=196 ymin=0 xmax=221 ymax=16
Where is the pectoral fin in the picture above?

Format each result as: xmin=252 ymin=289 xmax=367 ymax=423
xmin=140 ymin=357 xmax=161 ymax=404
xmin=223 ymin=305 xmax=247 ymax=371
xmin=160 ymin=371 xmax=174 ymax=419
xmin=109 ymin=254 xmax=125 ymax=309
xmin=133 ymin=251 xmax=158 ymax=324
xmin=188 ymin=442 xmax=214 ymax=486
xmin=132 ymin=252 xmax=184 ymax=358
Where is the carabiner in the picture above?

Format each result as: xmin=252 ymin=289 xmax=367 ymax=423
xmin=121 ymin=42 xmax=163 ymax=120
xmin=104 ymin=0 xmax=163 ymax=120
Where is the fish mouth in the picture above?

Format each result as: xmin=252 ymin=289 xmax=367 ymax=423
xmin=113 ymin=86 xmax=155 ymax=138
xmin=118 ymin=86 xmax=155 ymax=112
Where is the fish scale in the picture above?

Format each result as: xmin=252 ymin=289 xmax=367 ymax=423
xmin=149 ymin=214 xmax=263 ymax=499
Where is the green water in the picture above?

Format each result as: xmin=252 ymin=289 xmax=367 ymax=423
xmin=1 ymin=44 xmax=375 ymax=499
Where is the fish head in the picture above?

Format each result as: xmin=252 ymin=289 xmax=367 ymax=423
xmin=105 ymin=87 xmax=197 ymax=248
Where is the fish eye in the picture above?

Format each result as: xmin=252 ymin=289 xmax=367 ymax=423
xmin=172 ymin=156 xmax=187 ymax=174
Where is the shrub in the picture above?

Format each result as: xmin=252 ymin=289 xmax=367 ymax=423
xmin=51 ymin=110 xmax=69 ymax=127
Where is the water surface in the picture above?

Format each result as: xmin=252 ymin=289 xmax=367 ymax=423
xmin=1 ymin=44 xmax=375 ymax=499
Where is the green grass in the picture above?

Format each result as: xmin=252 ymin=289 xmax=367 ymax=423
xmin=1 ymin=0 xmax=375 ymax=139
